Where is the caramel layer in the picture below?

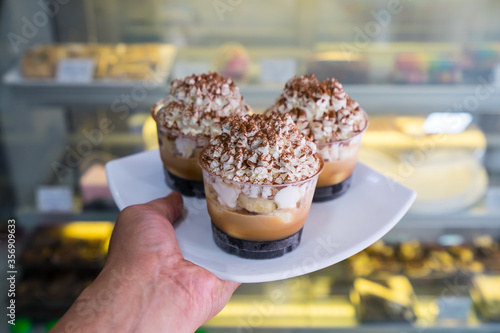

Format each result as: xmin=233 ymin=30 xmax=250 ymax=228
xmin=158 ymin=137 xmax=203 ymax=181
xmin=206 ymin=195 xmax=311 ymax=241
xmin=317 ymin=154 xmax=358 ymax=187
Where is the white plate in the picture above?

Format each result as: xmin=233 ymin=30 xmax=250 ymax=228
xmin=106 ymin=149 xmax=416 ymax=283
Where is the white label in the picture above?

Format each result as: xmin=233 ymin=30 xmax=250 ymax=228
xmin=260 ymin=58 xmax=297 ymax=83
xmin=422 ymin=112 xmax=473 ymax=134
xmin=173 ymin=62 xmax=211 ymax=80
xmin=36 ymin=186 xmax=73 ymax=213
xmin=486 ymin=187 xmax=500 ymax=212
xmin=494 ymin=64 xmax=500 ymax=86
xmin=56 ymin=59 xmax=95 ymax=83
xmin=437 ymin=296 xmax=471 ymax=320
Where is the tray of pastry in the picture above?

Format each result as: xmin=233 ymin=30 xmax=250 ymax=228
xmin=470 ymin=275 xmax=500 ymax=322
xmin=19 ymin=221 xmax=113 ymax=270
xmin=350 ymin=275 xmax=417 ymax=323
xmin=16 ymin=268 xmax=99 ymax=322
xmin=347 ymin=236 xmax=500 ymax=282
xmin=5 ymin=43 xmax=176 ymax=85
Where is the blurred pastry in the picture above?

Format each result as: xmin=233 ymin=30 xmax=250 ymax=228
xmin=398 ymin=240 xmax=424 ymax=261
xmin=214 ymin=43 xmax=250 ymax=83
xmin=22 ymin=45 xmax=60 ymax=78
xmin=21 ymin=43 xmax=176 ymax=81
xmin=470 ymin=275 xmax=500 ymax=321
xmin=307 ymin=51 xmax=370 ymax=84
xmin=350 ymin=276 xmax=417 ymax=322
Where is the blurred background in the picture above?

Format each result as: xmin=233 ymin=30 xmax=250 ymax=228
xmin=1 ymin=0 xmax=500 ymax=332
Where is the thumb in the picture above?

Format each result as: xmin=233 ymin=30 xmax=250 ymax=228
xmin=146 ymin=192 xmax=184 ymax=224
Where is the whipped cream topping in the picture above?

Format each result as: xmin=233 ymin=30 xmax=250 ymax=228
xmin=200 ymin=113 xmax=321 ymax=185
xmin=153 ymin=72 xmax=250 ymax=137
xmin=267 ymin=74 xmax=367 ymax=143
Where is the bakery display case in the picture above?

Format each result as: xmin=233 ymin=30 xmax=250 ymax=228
xmin=1 ymin=0 xmax=500 ymax=332
xmin=203 ymin=230 xmax=500 ymax=332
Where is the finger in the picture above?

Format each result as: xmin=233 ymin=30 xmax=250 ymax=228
xmin=146 ymin=192 xmax=184 ymax=223
xmin=222 ymin=280 xmax=241 ymax=294
xmin=208 ymin=280 xmax=241 ymax=319
xmin=217 ymin=279 xmax=241 ymax=298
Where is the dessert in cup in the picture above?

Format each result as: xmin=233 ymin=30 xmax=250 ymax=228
xmin=199 ymin=113 xmax=323 ymax=259
xmin=152 ymin=72 xmax=249 ymax=197
xmin=267 ymin=74 xmax=368 ymax=201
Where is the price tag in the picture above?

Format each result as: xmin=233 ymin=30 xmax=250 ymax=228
xmin=493 ymin=63 xmax=500 ymax=86
xmin=56 ymin=59 xmax=95 ymax=83
xmin=486 ymin=187 xmax=500 ymax=213
xmin=260 ymin=58 xmax=297 ymax=83
xmin=422 ymin=112 xmax=473 ymax=134
xmin=173 ymin=62 xmax=211 ymax=80
xmin=36 ymin=186 xmax=74 ymax=213
xmin=436 ymin=296 xmax=471 ymax=321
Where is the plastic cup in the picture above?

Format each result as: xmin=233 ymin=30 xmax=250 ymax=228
xmin=156 ymin=124 xmax=209 ymax=197
xmin=313 ymin=113 xmax=368 ymax=202
xmin=199 ymin=153 xmax=323 ymax=259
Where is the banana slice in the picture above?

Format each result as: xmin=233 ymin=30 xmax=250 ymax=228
xmin=237 ymin=193 xmax=277 ymax=213
xmin=270 ymin=210 xmax=292 ymax=223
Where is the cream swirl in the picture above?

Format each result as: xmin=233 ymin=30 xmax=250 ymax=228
xmin=152 ymin=72 xmax=250 ymax=137
xmin=267 ymin=74 xmax=367 ymax=143
xmin=200 ymin=113 xmax=321 ymax=185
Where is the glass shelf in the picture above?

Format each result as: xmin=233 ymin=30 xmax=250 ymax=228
xmin=5 ymin=66 xmax=500 ymax=113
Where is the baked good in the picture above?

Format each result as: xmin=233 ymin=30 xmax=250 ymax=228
xmin=152 ymin=72 xmax=250 ymax=196
xmin=199 ymin=113 xmax=323 ymax=258
xmin=350 ymin=276 xmax=417 ymax=322
xmin=470 ymin=275 xmax=500 ymax=321
xmin=267 ymin=74 xmax=368 ymax=201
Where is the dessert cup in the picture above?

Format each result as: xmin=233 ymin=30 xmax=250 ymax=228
xmin=156 ymin=125 xmax=208 ymax=197
xmin=151 ymin=72 xmax=249 ymax=197
xmin=199 ymin=155 xmax=323 ymax=259
xmin=266 ymin=74 xmax=369 ymax=202
xmin=314 ymin=115 xmax=368 ymax=202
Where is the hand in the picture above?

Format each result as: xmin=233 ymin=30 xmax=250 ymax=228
xmin=51 ymin=192 xmax=240 ymax=333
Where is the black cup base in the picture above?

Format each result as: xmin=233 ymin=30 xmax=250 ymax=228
xmin=313 ymin=174 xmax=352 ymax=202
xmin=211 ymin=222 xmax=302 ymax=259
xmin=164 ymin=168 xmax=205 ymax=198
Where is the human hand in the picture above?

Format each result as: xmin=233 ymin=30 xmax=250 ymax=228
xmin=51 ymin=192 xmax=240 ymax=333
